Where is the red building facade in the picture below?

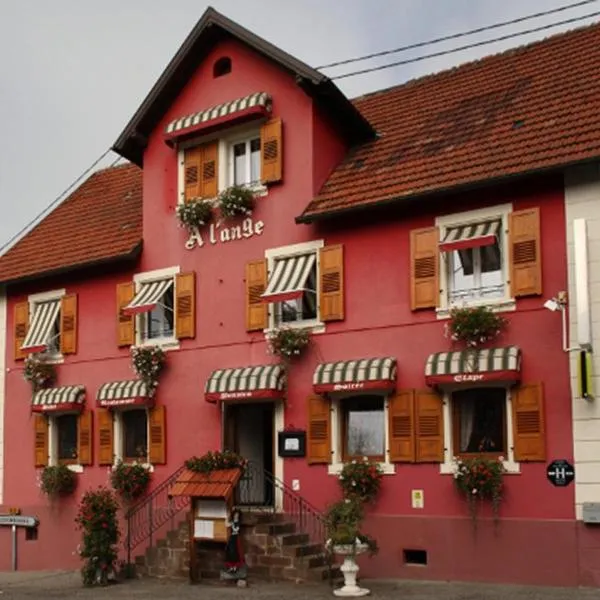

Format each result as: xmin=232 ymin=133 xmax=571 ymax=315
xmin=2 ymin=9 xmax=600 ymax=586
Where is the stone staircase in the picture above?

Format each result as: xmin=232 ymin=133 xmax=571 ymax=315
xmin=135 ymin=511 xmax=339 ymax=584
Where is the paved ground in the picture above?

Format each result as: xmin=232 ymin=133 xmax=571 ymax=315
xmin=0 ymin=571 xmax=599 ymax=599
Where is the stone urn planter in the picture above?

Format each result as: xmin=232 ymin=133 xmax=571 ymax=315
xmin=329 ymin=539 xmax=370 ymax=597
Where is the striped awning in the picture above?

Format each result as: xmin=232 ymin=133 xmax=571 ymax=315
xmin=123 ymin=279 xmax=173 ymax=315
xmin=313 ymin=357 xmax=397 ymax=394
xmin=261 ymin=254 xmax=316 ymax=303
xmin=165 ymin=92 xmax=271 ymax=138
xmin=425 ymin=346 xmax=521 ymax=386
xmin=97 ymin=380 xmax=154 ymax=408
xmin=31 ymin=385 xmax=85 ymax=413
xmin=21 ymin=300 xmax=61 ymax=353
xmin=205 ymin=364 xmax=285 ymax=403
xmin=439 ymin=220 xmax=501 ymax=252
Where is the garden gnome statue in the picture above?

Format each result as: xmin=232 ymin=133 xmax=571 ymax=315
xmin=220 ymin=509 xmax=247 ymax=582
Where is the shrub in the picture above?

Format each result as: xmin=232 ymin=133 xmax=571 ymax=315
xmin=39 ymin=464 xmax=77 ymax=498
xmin=268 ymin=327 xmax=311 ymax=361
xmin=217 ymin=185 xmax=256 ymax=219
xmin=185 ymin=450 xmax=246 ymax=473
xmin=24 ymin=356 xmax=56 ymax=392
xmin=131 ymin=345 xmax=166 ymax=391
xmin=176 ymin=198 xmax=213 ymax=233
xmin=447 ymin=306 xmax=507 ymax=347
xmin=110 ymin=461 xmax=151 ymax=502
xmin=338 ymin=459 xmax=383 ymax=504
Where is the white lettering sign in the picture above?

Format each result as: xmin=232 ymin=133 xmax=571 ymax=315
xmin=453 ymin=374 xmax=485 ymax=383
xmin=185 ymin=218 xmax=265 ymax=250
xmin=219 ymin=391 xmax=254 ymax=400
xmin=332 ymin=382 xmax=365 ymax=391
xmin=0 ymin=515 xmax=37 ymax=528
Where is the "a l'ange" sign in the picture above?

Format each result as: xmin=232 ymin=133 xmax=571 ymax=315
xmin=185 ymin=217 xmax=265 ymax=250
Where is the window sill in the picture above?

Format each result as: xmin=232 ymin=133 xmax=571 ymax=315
xmin=439 ymin=459 xmax=520 ymax=475
xmin=328 ymin=462 xmax=396 ymax=476
xmin=134 ymin=338 xmax=180 ymax=352
xmin=67 ymin=465 xmax=84 ymax=474
xmin=265 ymin=321 xmax=326 ymax=336
xmin=436 ymin=297 xmax=516 ymax=320
xmin=111 ymin=462 xmax=154 ymax=472
xmin=37 ymin=354 xmax=64 ymax=365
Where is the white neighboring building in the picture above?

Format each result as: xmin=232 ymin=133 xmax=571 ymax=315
xmin=0 ymin=287 xmax=6 ymax=505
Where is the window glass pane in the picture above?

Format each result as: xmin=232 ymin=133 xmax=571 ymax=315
xmin=144 ymin=286 xmax=174 ymax=340
xmin=449 ymin=249 xmax=475 ymax=300
xmin=57 ymin=414 xmax=78 ymax=460
xmin=345 ymin=396 xmax=385 ymax=458
xmin=233 ymin=142 xmax=247 ymax=186
xmin=453 ymin=388 xmax=505 ymax=454
xmin=479 ymin=240 xmax=503 ymax=298
xmin=250 ymin=138 xmax=261 ymax=184
xmin=123 ymin=410 xmax=148 ymax=460
xmin=274 ymin=256 xmax=318 ymax=325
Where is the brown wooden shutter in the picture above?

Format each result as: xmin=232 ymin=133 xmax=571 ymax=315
xmin=388 ymin=390 xmax=415 ymax=463
xmin=184 ymin=146 xmax=202 ymax=201
xmin=512 ymin=383 xmax=545 ymax=461
xmin=34 ymin=414 xmax=48 ymax=467
xmin=149 ymin=405 xmax=166 ymax=465
xmin=509 ymin=208 xmax=542 ymax=297
xmin=260 ymin=118 xmax=283 ymax=184
xmin=410 ymin=227 xmax=439 ymax=310
xmin=319 ymin=245 xmax=344 ymax=322
xmin=415 ymin=389 xmax=444 ymax=462
xmin=97 ymin=409 xmax=114 ymax=466
xmin=175 ymin=272 xmax=196 ymax=339
xmin=200 ymin=142 xmax=219 ymax=198
xmin=246 ymin=259 xmax=268 ymax=331
xmin=78 ymin=411 xmax=93 ymax=466
xmin=14 ymin=301 xmax=29 ymax=361
xmin=60 ymin=294 xmax=78 ymax=355
xmin=116 ymin=282 xmax=135 ymax=347
xmin=307 ymin=394 xmax=331 ymax=464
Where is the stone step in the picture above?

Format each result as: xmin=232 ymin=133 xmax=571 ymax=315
xmin=281 ymin=542 xmax=323 ymax=557
xmin=280 ymin=532 xmax=309 ymax=546
xmin=253 ymin=521 xmax=297 ymax=535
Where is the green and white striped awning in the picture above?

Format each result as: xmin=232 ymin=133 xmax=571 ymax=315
xmin=165 ymin=92 xmax=271 ymax=137
xmin=21 ymin=299 xmax=61 ymax=353
xmin=32 ymin=385 xmax=85 ymax=413
xmin=123 ymin=279 xmax=173 ymax=315
xmin=425 ymin=346 xmax=521 ymax=386
xmin=439 ymin=220 xmax=501 ymax=252
xmin=205 ymin=364 xmax=285 ymax=403
xmin=261 ymin=253 xmax=317 ymax=303
xmin=313 ymin=357 xmax=397 ymax=393
xmin=97 ymin=380 xmax=154 ymax=408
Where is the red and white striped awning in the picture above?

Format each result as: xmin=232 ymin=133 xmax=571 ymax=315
xmin=122 ymin=280 xmax=172 ymax=315
xmin=97 ymin=380 xmax=154 ymax=408
xmin=439 ymin=220 xmax=501 ymax=252
xmin=205 ymin=364 xmax=285 ymax=403
xmin=21 ymin=300 xmax=60 ymax=353
xmin=32 ymin=385 xmax=85 ymax=413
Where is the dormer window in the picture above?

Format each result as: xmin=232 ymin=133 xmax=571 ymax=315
xmin=213 ymin=56 xmax=232 ymax=78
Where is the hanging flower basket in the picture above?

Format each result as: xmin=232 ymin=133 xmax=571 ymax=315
xmin=338 ymin=458 xmax=384 ymax=504
xmin=39 ymin=464 xmax=77 ymax=498
xmin=24 ymin=355 xmax=57 ymax=392
xmin=184 ymin=450 xmax=246 ymax=474
xmin=131 ymin=346 xmax=166 ymax=391
xmin=110 ymin=460 xmax=151 ymax=502
xmin=175 ymin=198 xmax=213 ymax=233
xmin=268 ymin=327 xmax=311 ymax=361
xmin=217 ymin=185 xmax=256 ymax=219
xmin=447 ymin=306 xmax=507 ymax=348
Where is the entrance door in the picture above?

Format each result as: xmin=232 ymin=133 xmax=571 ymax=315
xmin=223 ymin=402 xmax=275 ymax=507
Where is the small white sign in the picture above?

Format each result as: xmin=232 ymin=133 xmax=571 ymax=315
xmin=0 ymin=515 xmax=37 ymax=527
xmin=194 ymin=519 xmax=215 ymax=539
xmin=411 ymin=489 xmax=424 ymax=509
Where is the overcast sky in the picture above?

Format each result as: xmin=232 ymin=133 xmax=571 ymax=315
xmin=1 ymin=0 xmax=598 ymax=252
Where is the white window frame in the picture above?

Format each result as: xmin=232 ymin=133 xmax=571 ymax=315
xmin=439 ymin=383 xmax=520 ymax=475
xmin=112 ymin=407 xmax=154 ymax=471
xmin=133 ymin=266 xmax=180 ymax=350
xmin=47 ymin=412 xmax=83 ymax=473
xmin=27 ymin=288 xmax=66 ymax=363
xmin=264 ymin=239 xmax=325 ymax=334
xmin=435 ymin=203 xmax=515 ymax=319
xmin=328 ymin=392 xmax=396 ymax=476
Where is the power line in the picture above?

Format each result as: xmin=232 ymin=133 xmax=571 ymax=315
xmin=319 ymin=0 xmax=598 ymax=69
xmin=331 ymin=9 xmax=600 ymax=80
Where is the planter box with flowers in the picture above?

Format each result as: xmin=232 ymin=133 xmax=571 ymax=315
xmin=110 ymin=460 xmax=152 ymax=503
xmin=39 ymin=464 xmax=77 ymax=499
xmin=217 ymin=185 xmax=256 ymax=220
xmin=176 ymin=197 xmax=214 ymax=234
xmin=131 ymin=346 xmax=166 ymax=392
xmin=447 ymin=305 xmax=507 ymax=348
xmin=268 ymin=327 xmax=311 ymax=362
xmin=24 ymin=355 xmax=57 ymax=393
xmin=184 ymin=449 xmax=246 ymax=474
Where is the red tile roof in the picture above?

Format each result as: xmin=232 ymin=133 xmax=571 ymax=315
xmin=300 ymin=22 xmax=600 ymax=221
xmin=0 ymin=163 xmax=142 ymax=284
xmin=168 ymin=468 xmax=242 ymax=499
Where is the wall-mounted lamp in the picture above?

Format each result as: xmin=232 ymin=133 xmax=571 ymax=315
xmin=544 ymin=291 xmax=577 ymax=353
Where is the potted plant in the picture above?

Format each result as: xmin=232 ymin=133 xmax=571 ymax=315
xmin=175 ymin=197 xmax=213 ymax=233
xmin=109 ymin=460 xmax=151 ymax=503
xmin=447 ymin=306 xmax=507 ymax=348
xmin=217 ymin=185 xmax=256 ymax=219
xmin=268 ymin=327 xmax=311 ymax=362
xmin=185 ymin=449 xmax=246 ymax=474
xmin=131 ymin=345 xmax=166 ymax=391
xmin=338 ymin=460 xmax=383 ymax=504
xmin=39 ymin=464 xmax=77 ymax=498
xmin=24 ymin=355 xmax=57 ymax=392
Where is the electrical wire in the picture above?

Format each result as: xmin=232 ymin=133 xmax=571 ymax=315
xmin=331 ymin=9 xmax=600 ymax=80
xmin=318 ymin=0 xmax=598 ymax=69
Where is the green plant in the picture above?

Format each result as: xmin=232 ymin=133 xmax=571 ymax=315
xmin=39 ymin=464 xmax=77 ymax=498
xmin=268 ymin=327 xmax=311 ymax=361
xmin=24 ymin=356 xmax=56 ymax=392
xmin=131 ymin=345 xmax=166 ymax=391
xmin=110 ymin=461 xmax=151 ymax=502
xmin=75 ymin=487 xmax=120 ymax=586
xmin=324 ymin=498 xmax=378 ymax=557
xmin=217 ymin=185 xmax=256 ymax=219
xmin=338 ymin=459 xmax=383 ymax=503
xmin=176 ymin=198 xmax=213 ymax=233
xmin=447 ymin=306 xmax=507 ymax=347
xmin=185 ymin=449 xmax=246 ymax=473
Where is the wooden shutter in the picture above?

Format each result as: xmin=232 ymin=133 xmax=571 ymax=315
xmin=246 ymin=259 xmax=268 ymax=331
xmin=512 ymin=383 xmax=545 ymax=461
xmin=149 ymin=405 xmax=166 ymax=465
xmin=319 ymin=245 xmax=344 ymax=322
xmin=415 ymin=389 xmax=444 ymax=462
xmin=116 ymin=282 xmax=135 ymax=347
xmin=175 ymin=272 xmax=196 ymax=339
xmin=509 ymin=208 xmax=542 ymax=297
xmin=307 ymin=395 xmax=331 ymax=464
xmin=200 ymin=142 xmax=219 ymax=198
xmin=14 ymin=301 xmax=29 ymax=361
xmin=97 ymin=409 xmax=114 ymax=466
xmin=260 ymin=118 xmax=283 ymax=184
xmin=34 ymin=414 xmax=48 ymax=467
xmin=410 ymin=227 xmax=439 ymax=310
xmin=184 ymin=146 xmax=202 ymax=201
xmin=388 ymin=391 xmax=415 ymax=463
xmin=78 ymin=411 xmax=93 ymax=466
xmin=60 ymin=294 xmax=78 ymax=355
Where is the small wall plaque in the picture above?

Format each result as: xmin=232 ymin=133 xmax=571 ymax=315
xmin=278 ymin=430 xmax=306 ymax=458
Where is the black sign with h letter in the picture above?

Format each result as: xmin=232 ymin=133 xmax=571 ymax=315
xmin=546 ymin=460 xmax=575 ymax=487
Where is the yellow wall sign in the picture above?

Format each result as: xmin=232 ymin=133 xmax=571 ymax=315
xmin=577 ymin=350 xmax=594 ymax=400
